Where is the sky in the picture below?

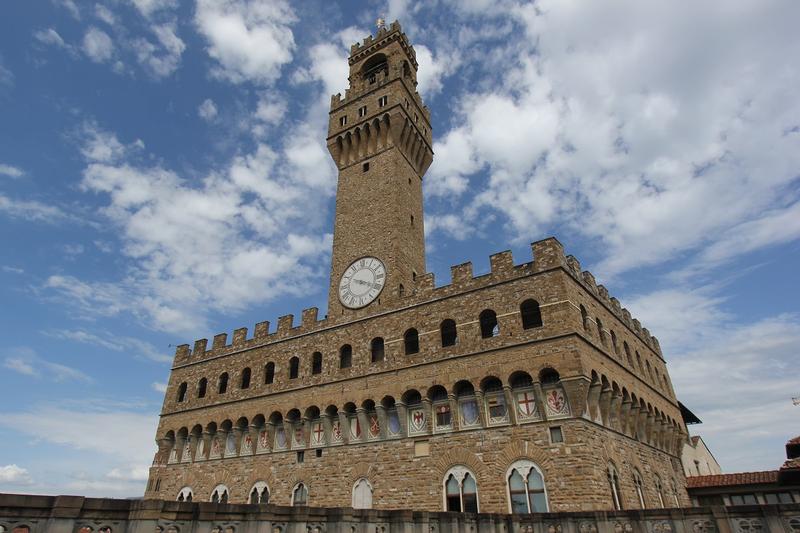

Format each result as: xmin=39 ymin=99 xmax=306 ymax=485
xmin=0 ymin=0 xmax=798 ymax=498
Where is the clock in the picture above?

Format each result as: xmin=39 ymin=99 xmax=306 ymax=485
xmin=338 ymin=256 xmax=386 ymax=309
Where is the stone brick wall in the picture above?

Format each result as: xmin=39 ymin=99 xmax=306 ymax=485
xmin=1 ymin=493 xmax=799 ymax=533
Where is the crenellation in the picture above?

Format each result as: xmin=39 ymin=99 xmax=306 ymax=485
xmin=532 ymin=238 xmax=567 ymax=272
xmin=450 ymin=261 xmax=473 ymax=285
xmin=175 ymin=344 xmax=190 ymax=359
xmin=565 ymin=255 xmax=581 ymax=277
xmin=301 ymin=307 xmax=319 ymax=329
xmin=254 ymin=321 xmax=270 ymax=339
xmin=632 ymin=318 xmax=642 ymax=333
xmin=277 ymin=314 xmax=294 ymax=334
xmin=416 ymin=272 xmax=435 ymax=294
xmin=621 ymin=308 xmax=632 ymax=326
xmin=232 ymin=328 xmax=248 ymax=346
xmin=610 ymin=297 xmax=621 ymax=314
xmin=598 ymin=284 xmax=609 ymax=300
xmin=192 ymin=338 xmax=207 ymax=357
xmin=489 ymin=250 xmax=514 ymax=275
xmin=212 ymin=333 xmax=227 ymax=351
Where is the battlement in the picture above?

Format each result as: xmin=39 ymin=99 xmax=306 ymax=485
xmin=172 ymin=237 xmax=661 ymax=364
xmin=348 ymin=21 xmax=416 ymax=66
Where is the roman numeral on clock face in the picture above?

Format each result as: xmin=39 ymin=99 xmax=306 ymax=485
xmin=339 ymin=256 xmax=386 ymax=309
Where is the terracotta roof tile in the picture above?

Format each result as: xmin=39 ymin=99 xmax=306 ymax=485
xmin=686 ymin=471 xmax=778 ymax=488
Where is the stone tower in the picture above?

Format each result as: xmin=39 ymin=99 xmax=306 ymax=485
xmin=326 ymin=22 xmax=433 ymax=318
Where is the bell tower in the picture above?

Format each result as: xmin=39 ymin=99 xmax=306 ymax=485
xmin=326 ymin=21 xmax=433 ymax=318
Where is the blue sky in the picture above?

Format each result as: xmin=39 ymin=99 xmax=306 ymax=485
xmin=1 ymin=0 xmax=799 ymax=497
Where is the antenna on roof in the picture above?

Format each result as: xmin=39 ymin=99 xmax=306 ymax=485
xmin=376 ymin=17 xmax=386 ymax=30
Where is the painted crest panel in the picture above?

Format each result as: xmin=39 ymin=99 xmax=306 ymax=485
xmin=545 ymin=388 xmax=570 ymax=417
xmin=311 ymin=421 xmax=325 ymax=446
xmin=516 ymin=390 xmax=540 ymax=421
xmin=408 ymin=407 xmax=426 ymax=435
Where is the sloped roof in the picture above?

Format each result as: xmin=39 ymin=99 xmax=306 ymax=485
xmin=686 ymin=471 xmax=778 ymax=488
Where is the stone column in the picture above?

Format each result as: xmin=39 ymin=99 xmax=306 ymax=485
xmin=474 ymin=391 xmax=487 ymax=427
xmin=447 ymin=393 xmax=460 ymax=431
xmin=245 ymin=424 xmax=260 ymax=455
xmin=282 ymin=420 xmax=294 ymax=449
xmin=598 ymin=386 xmax=612 ymax=426
xmin=155 ymin=438 xmax=173 ymax=465
xmin=636 ymin=409 xmax=648 ymax=442
xmin=356 ymin=408 xmax=369 ymax=442
xmin=321 ymin=413 xmax=333 ymax=445
xmin=619 ymin=399 xmax=632 ymax=436
xmin=396 ymin=401 xmax=409 ymax=436
xmin=216 ymin=428 xmax=229 ymax=457
xmin=503 ymin=386 xmax=518 ymax=425
xmin=587 ymin=381 xmax=602 ymax=422
xmin=609 ymin=391 xmax=622 ymax=431
xmin=338 ymin=411 xmax=350 ymax=444
xmin=375 ymin=404 xmax=388 ymax=438
xmin=303 ymin=417 xmax=313 ymax=447
xmin=231 ymin=427 xmax=244 ymax=457
xmin=532 ymin=383 xmax=547 ymax=421
xmin=421 ymin=398 xmax=433 ymax=434
xmin=199 ymin=431 xmax=213 ymax=461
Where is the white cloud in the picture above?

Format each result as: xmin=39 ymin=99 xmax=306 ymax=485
xmin=47 ymin=329 xmax=172 ymax=364
xmin=44 ymin=122 xmax=333 ymax=333
xmin=151 ymin=381 xmax=167 ymax=393
xmin=82 ymin=27 xmax=114 ymax=63
xmin=80 ymin=121 xmax=143 ymax=163
xmin=1 ymin=265 xmax=24 ymax=274
xmin=3 ymin=347 xmax=92 ymax=383
xmin=0 ymin=465 xmax=33 ymax=485
xmin=415 ymin=44 xmax=455 ymax=97
xmin=420 ymin=1 xmax=800 ymax=276
xmin=0 ymin=163 xmax=24 ymax=178
xmin=197 ymin=98 xmax=218 ymax=121
xmin=130 ymin=0 xmax=177 ymax=18
xmin=0 ymin=194 xmax=71 ymax=224
xmin=195 ymin=0 xmax=297 ymax=85
xmin=33 ymin=28 xmax=70 ymax=50
xmin=95 ymin=4 xmax=116 ymax=25
xmin=53 ymin=0 xmax=80 ymax=19
xmin=133 ymin=23 xmax=185 ymax=78
xmin=0 ymin=55 xmax=14 ymax=87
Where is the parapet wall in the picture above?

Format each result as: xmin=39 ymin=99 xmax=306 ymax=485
xmin=1 ymin=494 xmax=798 ymax=533
xmin=173 ymin=238 xmax=661 ymax=366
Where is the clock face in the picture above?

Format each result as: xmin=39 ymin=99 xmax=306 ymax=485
xmin=338 ymin=257 xmax=386 ymax=309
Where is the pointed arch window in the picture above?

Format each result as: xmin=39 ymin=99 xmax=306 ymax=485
xmin=608 ymin=463 xmax=623 ymax=510
xmin=404 ymin=328 xmax=419 ymax=355
xmin=507 ymin=460 xmax=548 ymax=513
xmin=654 ymin=475 xmax=666 ymax=508
xmin=520 ymin=299 xmax=543 ymax=329
xmin=371 ymin=337 xmax=385 ymax=362
xmin=479 ymin=309 xmax=499 ymax=338
xmin=176 ymin=486 xmax=193 ymax=502
xmin=311 ymin=352 xmax=323 ymax=374
xmin=240 ymin=367 xmax=251 ymax=389
xmin=580 ymin=304 xmax=590 ymax=331
xmin=177 ymin=382 xmax=187 ymax=403
xmin=218 ymin=372 xmax=228 ymax=394
xmin=596 ymin=317 xmax=607 ymax=345
xmin=443 ymin=466 xmax=479 ymax=512
xmin=289 ymin=356 xmax=299 ymax=379
xmin=611 ymin=330 xmax=619 ymax=355
xmin=352 ymin=478 xmax=373 ymax=509
xmin=292 ymin=482 xmax=308 ymax=506
xmin=264 ymin=362 xmax=275 ymax=384
xmin=633 ymin=469 xmax=646 ymax=508
xmin=198 ymin=378 xmax=207 ymax=398
xmin=339 ymin=344 xmax=352 ymax=369
xmin=249 ymin=481 xmax=270 ymax=504
xmin=440 ymin=319 xmax=457 ymax=346
xmin=210 ymin=484 xmax=229 ymax=503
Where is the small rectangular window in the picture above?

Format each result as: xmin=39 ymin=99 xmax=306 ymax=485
xmin=378 ymin=95 xmax=388 ymax=107
xmin=358 ymin=105 xmax=367 ymax=117
xmin=315 ymin=448 xmax=322 ymax=458
xmin=414 ymin=113 xmax=418 ymax=123
xmin=549 ymin=426 xmax=564 ymax=443
xmin=339 ymin=115 xmax=347 ymax=126
xmin=362 ymin=162 xmax=369 ymax=172
xmin=297 ymin=451 xmax=305 ymax=463
xmin=405 ymin=98 xmax=409 ymax=108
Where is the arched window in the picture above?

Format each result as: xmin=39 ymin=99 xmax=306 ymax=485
xmin=249 ymin=481 xmax=269 ymax=504
xmin=479 ymin=309 xmax=499 ymax=338
xmin=608 ymin=463 xmax=623 ymax=510
xmin=176 ymin=486 xmax=193 ymax=502
xmin=507 ymin=460 xmax=548 ymax=513
xmin=611 ymin=330 xmax=619 ymax=355
xmin=352 ymin=478 xmax=373 ymax=509
xmin=443 ymin=466 xmax=479 ymax=512
xmin=636 ymin=351 xmax=644 ymax=373
xmin=404 ymin=328 xmax=419 ymax=355
xmin=339 ymin=344 xmax=352 ymax=369
xmin=198 ymin=378 xmax=207 ymax=398
xmin=646 ymin=360 xmax=654 ymax=382
xmin=440 ymin=319 xmax=457 ymax=346
xmin=311 ymin=352 xmax=322 ymax=374
xmin=633 ymin=469 xmax=646 ymax=508
xmin=289 ymin=357 xmax=299 ymax=379
xmin=371 ymin=337 xmax=385 ymax=362
xmin=623 ymin=342 xmax=634 ymax=367
xmin=520 ymin=299 xmax=543 ymax=329
xmin=596 ymin=317 xmax=607 ymax=345
xmin=654 ymin=475 xmax=666 ymax=508
xmin=177 ymin=382 xmax=187 ymax=402
xmin=292 ymin=482 xmax=308 ymax=506
xmin=398 ymin=283 xmax=405 ymax=297
xmin=218 ymin=372 xmax=228 ymax=394
xmin=240 ymin=368 xmax=251 ymax=389
xmin=580 ymin=304 xmax=590 ymax=331
xmin=539 ymin=367 xmax=560 ymax=385
xmin=210 ymin=484 xmax=229 ymax=503
xmin=264 ymin=362 xmax=275 ymax=384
